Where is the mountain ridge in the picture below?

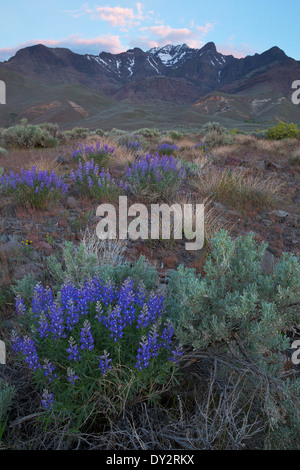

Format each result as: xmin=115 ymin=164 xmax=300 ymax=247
xmin=0 ymin=42 xmax=299 ymax=129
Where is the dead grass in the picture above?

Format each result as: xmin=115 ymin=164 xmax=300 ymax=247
xmin=23 ymin=156 xmax=62 ymax=174
xmin=192 ymin=166 xmax=283 ymax=211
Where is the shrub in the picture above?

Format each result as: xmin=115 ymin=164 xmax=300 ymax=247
xmin=205 ymin=130 xmax=236 ymax=148
xmin=169 ymin=131 xmax=183 ymax=141
xmin=135 ymin=128 xmax=161 ymax=138
xmin=202 ymin=122 xmax=227 ymax=135
xmin=166 ymin=230 xmax=299 ymax=362
xmin=95 ymin=129 xmax=105 ymax=137
xmin=70 ymin=159 xmax=125 ymax=201
xmin=38 ymin=122 xmax=58 ymax=138
xmin=0 ymin=167 xmax=69 ymax=209
xmin=11 ymin=279 xmax=181 ymax=429
xmin=165 ymin=230 xmax=300 ymax=445
xmin=266 ymin=121 xmax=300 ymax=140
xmin=125 ymin=153 xmax=184 ymax=201
xmin=3 ymin=124 xmax=58 ymax=148
xmin=69 ymin=127 xmax=90 ymax=140
xmin=71 ymin=142 xmax=116 ymax=167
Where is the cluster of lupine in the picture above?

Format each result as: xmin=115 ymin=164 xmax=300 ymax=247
xmin=157 ymin=143 xmax=179 ymax=156
xmin=11 ymin=278 xmax=182 ymax=415
xmin=195 ymin=142 xmax=210 ymax=156
xmin=0 ymin=167 xmax=69 ymax=209
xmin=125 ymin=140 xmax=142 ymax=152
xmin=71 ymin=142 xmax=116 ymax=167
xmin=125 ymin=153 xmax=184 ymax=200
xmin=70 ymin=159 xmax=126 ymax=200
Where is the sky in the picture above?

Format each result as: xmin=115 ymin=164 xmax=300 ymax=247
xmin=0 ymin=0 xmax=299 ymax=61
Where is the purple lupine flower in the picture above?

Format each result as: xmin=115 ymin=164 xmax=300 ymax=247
xmin=168 ymin=344 xmax=183 ymax=365
xmin=37 ymin=312 xmax=50 ymax=338
xmin=17 ymin=336 xmax=40 ymax=370
xmin=32 ymin=284 xmax=54 ymax=317
xmin=98 ymin=350 xmax=112 ymax=375
xmin=160 ymin=320 xmax=174 ymax=349
xmin=79 ymin=320 xmax=94 ymax=351
xmin=41 ymin=390 xmax=54 ymax=411
xmin=48 ymin=303 xmax=65 ymax=339
xmin=117 ymin=278 xmax=136 ymax=326
xmin=42 ymin=359 xmax=57 ymax=383
xmin=66 ymin=337 xmax=81 ymax=362
xmin=67 ymin=368 xmax=79 ymax=386
xmin=103 ymin=304 xmax=126 ymax=342
xmin=157 ymin=143 xmax=179 ymax=156
xmin=15 ymin=296 xmax=26 ymax=315
xmin=65 ymin=299 xmax=80 ymax=331
xmin=135 ymin=336 xmax=152 ymax=371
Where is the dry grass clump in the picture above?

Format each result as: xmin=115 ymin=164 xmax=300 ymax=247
xmin=172 ymin=194 xmax=232 ymax=247
xmin=81 ymin=227 xmax=127 ymax=266
xmin=289 ymin=147 xmax=300 ymax=166
xmin=23 ymin=156 xmax=62 ymax=174
xmin=192 ymin=167 xmax=283 ymax=210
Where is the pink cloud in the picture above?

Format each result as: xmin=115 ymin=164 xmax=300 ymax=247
xmin=196 ymin=22 xmax=214 ymax=35
xmin=140 ymin=22 xmax=213 ymax=48
xmin=217 ymin=43 xmax=257 ymax=58
xmin=0 ymin=35 xmax=125 ymax=61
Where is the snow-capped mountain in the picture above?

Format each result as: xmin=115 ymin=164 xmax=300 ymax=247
xmin=2 ymin=41 xmax=297 ymax=104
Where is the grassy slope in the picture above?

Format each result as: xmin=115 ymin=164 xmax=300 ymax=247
xmin=0 ymin=66 xmax=299 ymax=131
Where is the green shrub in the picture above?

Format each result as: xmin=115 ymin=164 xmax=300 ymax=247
xmin=169 ymin=130 xmax=183 ymax=140
xmin=69 ymin=127 xmax=90 ymax=140
xmin=38 ymin=122 xmax=58 ymax=138
xmin=205 ymin=130 xmax=236 ymax=148
xmin=266 ymin=121 xmax=300 ymax=140
xmin=135 ymin=128 xmax=161 ymax=138
xmin=4 ymin=124 xmax=58 ymax=148
xmin=202 ymin=122 xmax=227 ymax=135
xmin=166 ymin=230 xmax=299 ymax=367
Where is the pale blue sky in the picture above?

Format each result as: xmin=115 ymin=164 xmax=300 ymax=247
xmin=0 ymin=0 xmax=298 ymax=61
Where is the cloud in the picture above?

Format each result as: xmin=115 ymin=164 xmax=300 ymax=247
xmin=0 ymin=35 xmax=125 ymax=61
xmin=217 ymin=42 xmax=256 ymax=58
xmin=139 ymin=23 xmax=213 ymax=48
xmin=196 ymin=22 xmax=214 ymax=35
xmin=66 ymin=3 xmax=151 ymax=30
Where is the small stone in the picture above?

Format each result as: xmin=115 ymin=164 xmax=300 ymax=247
xmin=13 ymin=262 xmax=43 ymax=281
xmin=270 ymin=210 xmax=290 ymax=219
xmin=66 ymin=196 xmax=78 ymax=209
xmin=56 ymin=155 xmax=65 ymax=164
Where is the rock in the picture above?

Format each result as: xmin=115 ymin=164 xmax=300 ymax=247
xmin=66 ymin=196 xmax=78 ymax=209
xmin=270 ymin=210 xmax=290 ymax=219
xmin=261 ymin=250 xmax=277 ymax=275
xmin=38 ymin=241 xmax=53 ymax=254
xmin=13 ymin=262 xmax=43 ymax=281
xmin=0 ymin=239 xmax=20 ymax=255
xmin=56 ymin=155 xmax=65 ymax=164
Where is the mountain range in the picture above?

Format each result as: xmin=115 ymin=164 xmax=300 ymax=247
xmin=0 ymin=42 xmax=299 ymax=130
